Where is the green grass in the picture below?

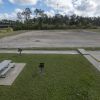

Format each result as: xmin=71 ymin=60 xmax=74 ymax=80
xmin=23 ymin=47 xmax=100 ymax=51
xmin=0 ymin=54 xmax=100 ymax=100
xmin=1 ymin=47 xmax=100 ymax=51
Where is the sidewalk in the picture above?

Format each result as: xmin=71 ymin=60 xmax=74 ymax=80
xmin=78 ymin=49 xmax=100 ymax=71
xmin=0 ymin=50 xmax=79 ymax=54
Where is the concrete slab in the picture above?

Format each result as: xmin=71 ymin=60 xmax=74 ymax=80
xmin=88 ymin=51 xmax=100 ymax=62
xmin=90 ymin=54 xmax=100 ymax=62
xmin=0 ymin=63 xmax=26 ymax=86
xmin=0 ymin=30 xmax=100 ymax=48
xmin=84 ymin=55 xmax=100 ymax=71
xmin=0 ymin=50 xmax=79 ymax=54
xmin=78 ymin=49 xmax=89 ymax=55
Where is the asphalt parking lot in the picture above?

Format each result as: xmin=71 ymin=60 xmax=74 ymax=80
xmin=0 ymin=30 xmax=100 ymax=48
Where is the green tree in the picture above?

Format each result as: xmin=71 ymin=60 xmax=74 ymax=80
xmin=22 ymin=8 xmax=32 ymax=22
xmin=34 ymin=9 xmax=46 ymax=29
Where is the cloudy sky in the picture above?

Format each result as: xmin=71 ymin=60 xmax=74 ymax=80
xmin=0 ymin=0 xmax=100 ymax=20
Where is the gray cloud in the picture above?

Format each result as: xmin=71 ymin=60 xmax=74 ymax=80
xmin=43 ymin=0 xmax=97 ymax=16
xmin=72 ymin=0 xmax=89 ymax=11
xmin=72 ymin=0 xmax=96 ymax=11
xmin=0 ymin=0 xmax=100 ymax=20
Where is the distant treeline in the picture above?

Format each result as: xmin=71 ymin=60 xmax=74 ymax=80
xmin=0 ymin=8 xmax=100 ymax=30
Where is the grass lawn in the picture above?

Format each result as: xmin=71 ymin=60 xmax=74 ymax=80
xmin=0 ymin=54 xmax=100 ymax=100
xmin=1 ymin=47 xmax=100 ymax=51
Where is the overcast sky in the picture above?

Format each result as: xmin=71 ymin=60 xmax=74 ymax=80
xmin=0 ymin=0 xmax=100 ymax=20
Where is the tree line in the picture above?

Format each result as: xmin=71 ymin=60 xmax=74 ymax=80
xmin=0 ymin=8 xmax=100 ymax=30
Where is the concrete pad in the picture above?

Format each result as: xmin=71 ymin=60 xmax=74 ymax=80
xmin=78 ymin=49 xmax=89 ymax=55
xmin=88 ymin=51 xmax=100 ymax=62
xmin=90 ymin=54 xmax=100 ymax=62
xmin=0 ymin=63 xmax=26 ymax=86
xmin=0 ymin=30 xmax=100 ymax=48
xmin=84 ymin=55 xmax=100 ymax=71
xmin=0 ymin=50 xmax=79 ymax=54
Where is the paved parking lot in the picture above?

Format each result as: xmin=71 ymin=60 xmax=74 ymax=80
xmin=0 ymin=30 xmax=100 ymax=48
